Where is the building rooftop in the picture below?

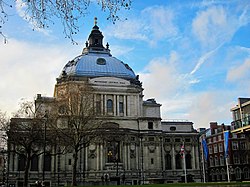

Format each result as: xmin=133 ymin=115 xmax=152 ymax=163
xmin=58 ymin=18 xmax=137 ymax=82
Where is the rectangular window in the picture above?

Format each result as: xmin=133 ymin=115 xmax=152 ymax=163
xmin=165 ymin=138 xmax=171 ymax=142
xmin=148 ymin=122 xmax=153 ymax=129
xmin=218 ymin=135 xmax=222 ymax=141
xmin=185 ymin=138 xmax=191 ymax=142
xmin=213 ymin=137 xmax=217 ymax=142
xmin=148 ymin=137 xmax=154 ymax=142
xmin=220 ymin=155 xmax=224 ymax=166
xmin=214 ymin=156 xmax=219 ymax=166
xmin=209 ymin=157 xmax=214 ymax=167
xmin=240 ymin=142 xmax=246 ymax=150
xmin=232 ymin=142 xmax=238 ymax=150
xmin=241 ymin=134 xmax=246 ymax=138
xmin=214 ymin=144 xmax=218 ymax=153
xmin=209 ymin=146 xmax=213 ymax=154
xmin=151 ymin=158 xmax=154 ymax=164
xmin=233 ymin=154 xmax=240 ymax=164
xmin=232 ymin=133 xmax=237 ymax=138
xmin=175 ymin=138 xmax=180 ymax=142
xmin=218 ymin=143 xmax=223 ymax=152
xmin=119 ymin=102 xmax=124 ymax=113
xmin=68 ymin=159 xmax=72 ymax=165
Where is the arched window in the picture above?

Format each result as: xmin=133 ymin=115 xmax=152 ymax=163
xmin=165 ymin=154 xmax=171 ymax=170
xmin=209 ymin=156 xmax=214 ymax=167
xmin=44 ymin=154 xmax=51 ymax=171
xmin=185 ymin=154 xmax=192 ymax=169
xmin=235 ymin=167 xmax=241 ymax=180
xmin=221 ymin=169 xmax=226 ymax=181
xmin=107 ymin=99 xmax=113 ymax=113
xmin=30 ymin=154 xmax=38 ymax=171
xmin=216 ymin=169 xmax=220 ymax=181
xmin=243 ymin=167 xmax=249 ymax=179
xmin=211 ymin=169 xmax=215 ymax=181
xmin=220 ymin=155 xmax=224 ymax=166
xmin=175 ymin=154 xmax=182 ymax=169
xmin=234 ymin=153 xmax=240 ymax=164
xmin=18 ymin=154 xmax=26 ymax=171
xmin=214 ymin=156 xmax=218 ymax=166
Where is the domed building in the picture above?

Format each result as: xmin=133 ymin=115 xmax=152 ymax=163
xmin=7 ymin=20 xmax=201 ymax=187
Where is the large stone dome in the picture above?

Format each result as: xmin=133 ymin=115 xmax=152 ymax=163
xmin=61 ymin=53 xmax=136 ymax=80
xmin=58 ymin=19 xmax=138 ymax=83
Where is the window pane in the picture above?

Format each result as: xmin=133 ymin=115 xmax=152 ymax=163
xmin=30 ymin=154 xmax=38 ymax=171
xmin=119 ymin=102 xmax=124 ymax=113
xmin=107 ymin=99 xmax=113 ymax=113
xmin=44 ymin=154 xmax=51 ymax=171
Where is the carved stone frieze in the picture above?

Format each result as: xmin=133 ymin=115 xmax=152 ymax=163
xmin=164 ymin=145 xmax=171 ymax=152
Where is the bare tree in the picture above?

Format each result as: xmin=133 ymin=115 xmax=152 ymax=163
xmin=0 ymin=0 xmax=131 ymax=43
xmin=7 ymin=118 xmax=45 ymax=187
xmin=52 ymin=84 xmax=102 ymax=186
xmin=6 ymin=101 xmax=56 ymax=187
xmin=0 ymin=110 xmax=8 ymax=149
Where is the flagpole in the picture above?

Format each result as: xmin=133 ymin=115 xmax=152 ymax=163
xmin=224 ymin=131 xmax=230 ymax=182
xmin=225 ymin=156 xmax=230 ymax=182
xmin=201 ymin=138 xmax=206 ymax=183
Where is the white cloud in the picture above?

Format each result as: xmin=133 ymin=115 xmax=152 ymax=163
xmin=190 ymin=43 xmax=222 ymax=75
xmin=141 ymin=6 xmax=178 ymax=46
xmin=110 ymin=45 xmax=134 ymax=57
xmin=192 ymin=5 xmax=250 ymax=49
xmin=192 ymin=6 xmax=228 ymax=47
xmin=187 ymin=91 xmax=234 ymax=128
xmin=0 ymin=39 xmax=78 ymax=116
xmin=139 ymin=52 xmax=185 ymax=100
xmin=105 ymin=19 xmax=148 ymax=41
xmin=227 ymin=58 xmax=250 ymax=82
xmin=105 ymin=5 xmax=178 ymax=46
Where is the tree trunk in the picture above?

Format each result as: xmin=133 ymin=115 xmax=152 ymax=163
xmin=24 ymin=153 xmax=31 ymax=187
xmin=72 ymin=148 xmax=78 ymax=186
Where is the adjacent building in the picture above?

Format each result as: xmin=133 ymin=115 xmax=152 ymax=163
xmin=200 ymin=102 xmax=250 ymax=183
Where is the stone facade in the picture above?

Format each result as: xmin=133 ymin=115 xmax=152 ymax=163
xmin=7 ymin=21 xmax=201 ymax=187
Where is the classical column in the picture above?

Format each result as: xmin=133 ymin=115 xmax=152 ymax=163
xmin=192 ymin=144 xmax=195 ymax=169
xmin=114 ymin=95 xmax=117 ymax=116
xmin=127 ymin=143 xmax=130 ymax=170
xmin=100 ymin=143 xmax=103 ymax=171
xmin=96 ymin=144 xmax=99 ymax=170
xmin=127 ymin=96 xmax=130 ymax=116
xmin=117 ymin=95 xmax=120 ymax=116
xmin=123 ymin=96 xmax=127 ymax=116
xmin=172 ymin=144 xmax=176 ymax=170
xmin=101 ymin=94 xmax=104 ymax=115
xmin=104 ymin=94 xmax=107 ymax=115
xmin=195 ymin=145 xmax=200 ymax=169
xmin=85 ymin=147 xmax=88 ymax=173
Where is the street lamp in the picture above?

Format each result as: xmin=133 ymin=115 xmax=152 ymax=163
xmin=107 ymin=151 xmax=112 ymax=163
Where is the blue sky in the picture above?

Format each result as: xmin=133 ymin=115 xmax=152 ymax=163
xmin=1 ymin=0 xmax=250 ymax=128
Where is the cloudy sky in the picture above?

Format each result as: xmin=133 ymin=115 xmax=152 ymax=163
xmin=1 ymin=0 xmax=250 ymax=128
